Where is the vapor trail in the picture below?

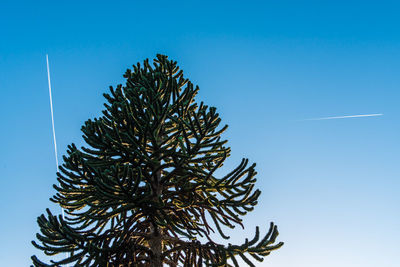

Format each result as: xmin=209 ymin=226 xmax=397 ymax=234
xmin=303 ymin=113 xmax=383 ymax=121
xmin=46 ymin=55 xmax=59 ymax=170
xmin=46 ymin=54 xmax=65 ymax=220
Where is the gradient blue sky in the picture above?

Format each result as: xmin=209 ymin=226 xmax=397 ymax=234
xmin=1 ymin=1 xmax=399 ymax=266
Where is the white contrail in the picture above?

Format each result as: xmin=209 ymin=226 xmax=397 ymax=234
xmin=46 ymin=55 xmax=59 ymax=171
xmin=303 ymin=113 xmax=383 ymax=121
xmin=46 ymin=55 xmax=65 ymax=220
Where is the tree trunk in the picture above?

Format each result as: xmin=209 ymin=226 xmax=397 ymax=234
xmin=150 ymin=162 xmax=163 ymax=266
xmin=149 ymin=233 xmax=162 ymax=267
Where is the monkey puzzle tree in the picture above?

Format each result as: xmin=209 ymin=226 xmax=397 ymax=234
xmin=32 ymin=55 xmax=283 ymax=266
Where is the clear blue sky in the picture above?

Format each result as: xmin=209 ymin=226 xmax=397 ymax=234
xmin=1 ymin=1 xmax=399 ymax=266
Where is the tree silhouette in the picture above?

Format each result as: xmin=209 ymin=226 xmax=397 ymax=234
xmin=32 ymin=55 xmax=283 ymax=266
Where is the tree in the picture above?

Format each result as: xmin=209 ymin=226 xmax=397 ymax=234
xmin=32 ymin=54 xmax=283 ymax=266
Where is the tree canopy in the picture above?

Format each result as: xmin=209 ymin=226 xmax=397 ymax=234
xmin=32 ymin=54 xmax=283 ymax=266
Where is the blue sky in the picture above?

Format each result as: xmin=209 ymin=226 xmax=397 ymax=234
xmin=1 ymin=1 xmax=399 ymax=266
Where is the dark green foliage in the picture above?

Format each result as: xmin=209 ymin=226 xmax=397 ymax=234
xmin=32 ymin=55 xmax=283 ymax=266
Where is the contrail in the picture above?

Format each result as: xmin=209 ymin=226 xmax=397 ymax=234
xmin=46 ymin=54 xmax=65 ymax=220
xmin=303 ymin=113 xmax=383 ymax=121
xmin=46 ymin=55 xmax=59 ymax=171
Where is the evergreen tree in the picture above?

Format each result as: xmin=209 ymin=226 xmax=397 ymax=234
xmin=32 ymin=55 xmax=283 ymax=266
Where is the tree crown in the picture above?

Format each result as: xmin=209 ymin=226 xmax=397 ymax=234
xmin=32 ymin=55 xmax=283 ymax=266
